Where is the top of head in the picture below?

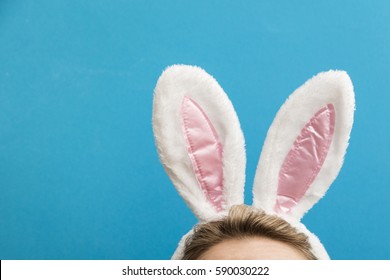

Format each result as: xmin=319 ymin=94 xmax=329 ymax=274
xmin=152 ymin=65 xmax=355 ymax=259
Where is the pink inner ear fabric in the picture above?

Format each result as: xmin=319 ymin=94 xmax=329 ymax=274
xmin=181 ymin=96 xmax=224 ymax=212
xmin=275 ymin=104 xmax=336 ymax=214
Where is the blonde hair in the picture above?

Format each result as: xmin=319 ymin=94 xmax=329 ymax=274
xmin=182 ymin=205 xmax=317 ymax=260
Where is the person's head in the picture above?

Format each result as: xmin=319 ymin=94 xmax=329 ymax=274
xmin=182 ymin=205 xmax=317 ymax=260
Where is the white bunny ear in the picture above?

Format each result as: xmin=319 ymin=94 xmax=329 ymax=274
xmin=253 ymin=70 xmax=355 ymax=221
xmin=152 ymin=65 xmax=246 ymax=222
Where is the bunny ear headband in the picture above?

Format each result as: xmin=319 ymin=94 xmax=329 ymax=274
xmin=152 ymin=65 xmax=355 ymax=259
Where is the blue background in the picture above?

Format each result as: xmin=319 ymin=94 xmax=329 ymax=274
xmin=0 ymin=0 xmax=389 ymax=260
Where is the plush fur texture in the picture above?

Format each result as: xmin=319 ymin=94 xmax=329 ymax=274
xmin=153 ymin=66 xmax=354 ymax=260
xmin=153 ymin=65 xmax=246 ymax=222
xmin=252 ymin=70 xmax=355 ymax=221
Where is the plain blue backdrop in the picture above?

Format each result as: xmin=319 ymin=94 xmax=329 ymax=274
xmin=0 ymin=0 xmax=389 ymax=259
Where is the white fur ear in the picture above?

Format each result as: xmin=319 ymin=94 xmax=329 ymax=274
xmin=253 ymin=70 xmax=355 ymax=221
xmin=153 ymin=65 xmax=246 ymax=222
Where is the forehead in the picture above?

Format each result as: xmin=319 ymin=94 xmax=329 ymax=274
xmin=198 ymin=236 xmax=308 ymax=260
